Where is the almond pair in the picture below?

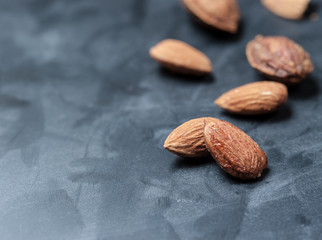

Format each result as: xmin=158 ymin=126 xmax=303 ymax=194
xmin=164 ymin=117 xmax=267 ymax=180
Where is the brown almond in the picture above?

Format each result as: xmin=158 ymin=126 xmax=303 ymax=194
xmin=204 ymin=118 xmax=268 ymax=180
xmin=262 ymin=0 xmax=310 ymax=20
xmin=246 ymin=35 xmax=314 ymax=85
xmin=215 ymin=81 xmax=288 ymax=115
xmin=149 ymin=39 xmax=212 ymax=76
xmin=164 ymin=117 xmax=211 ymax=158
xmin=182 ymin=0 xmax=241 ymax=34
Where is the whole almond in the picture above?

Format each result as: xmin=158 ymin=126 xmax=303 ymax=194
xmin=246 ymin=35 xmax=314 ymax=85
xmin=150 ymin=39 xmax=212 ymax=76
xmin=215 ymin=81 xmax=288 ymax=115
xmin=204 ymin=118 xmax=267 ymax=180
xmin=164 ymin=117 xmax=211 ymax=158
xmin=182 ymin=0 xmax=241 ymax=34
xmin=262 ymin=0 xmax=310 ymax=20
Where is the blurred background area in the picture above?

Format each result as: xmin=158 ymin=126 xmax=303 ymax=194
xmin=0 ymin=0 xmax=320 ymax=240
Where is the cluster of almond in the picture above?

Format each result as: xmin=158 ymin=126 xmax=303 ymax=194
xmin=164 ymin=117 xmax=268 ymax=180
xmin=149 ymin=0 xmax=315 ymax=180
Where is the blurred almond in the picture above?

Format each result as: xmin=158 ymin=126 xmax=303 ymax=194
xmin=262 ymin=0 xmax=310 ymax=20
xmin=215 ymin=81 xmax=288 ymax=115
xmin=164 ymin=117 xmax=211 ymax=158
xmin=246 ymin=35 xmax=314 ymax=85
xmin=204 ymin=118 xmax=268 ymax=180
xmin=182 ymin=0 xmax=241 ymax=33
xmin=150 ymin=39 xmax=212 ymax=76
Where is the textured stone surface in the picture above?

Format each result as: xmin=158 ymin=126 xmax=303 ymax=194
xmin=0 ymin=0 xmax=321 ymax=239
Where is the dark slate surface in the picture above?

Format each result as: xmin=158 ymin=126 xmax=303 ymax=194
xmin=0 ymin=0 xmax=321 ymax=239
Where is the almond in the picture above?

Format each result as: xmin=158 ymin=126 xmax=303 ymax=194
xmin=262 ymin=0 xmax=310 ymax=20
xmin=182 ymin=0 xmax=241 ymax=33
xmin=149 ymin=39 xmax=212 ymax=76
xmin=164 ymin=117 xmax=211 ymax=158
xmin=215 ymin=81 xmax=288 ymax=115
xmin=204 ymin=118 xmax=267 ymax=180
xmin=246 ymin=35 xmax=314 ymax=85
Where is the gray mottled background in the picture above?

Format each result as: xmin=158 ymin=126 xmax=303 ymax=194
xmin=0 ymin=0 xmax=321 ymax=239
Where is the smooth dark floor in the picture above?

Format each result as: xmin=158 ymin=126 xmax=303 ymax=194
xmin=0 ymin=0 xmax=321 ymax=239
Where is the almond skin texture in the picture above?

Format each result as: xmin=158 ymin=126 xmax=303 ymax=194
xmin=150 ymin=39 xmax=212 ymax=76
xmin=262 ymin=0 xmax=310 ymax=20
xmin=164 ymin=118 xmax=211 ymax=158
xmin=246 ymin=35 xmax=314 ymax=85
xmin=204 ymin=118 xmax=267 ymax=180
xmin=182 ymin=0 xmax=241 ymax=33
xmin=215 ymin=81 xmax=288 ymax=115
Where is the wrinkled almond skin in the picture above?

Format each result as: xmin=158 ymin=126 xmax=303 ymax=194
xmin=164 ymin=118 xmax=211 ymax=158
xmin=204 ymin=118 xmax=267 ymax=180
xmin=246 ymin=35 xmax=314 ymax=85
xmin=215 ymin=81 xmax=288 ymax=115
xmin=262 ymin=0 xmax=310 ymax=20
xmin=150 ymin=39 xmax=212 ymax=76
xmin=182 ymin=0 xmax=241 ymax=33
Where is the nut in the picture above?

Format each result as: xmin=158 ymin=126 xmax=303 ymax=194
xmin=150 ymin=39 xmax=212 ymax=76
xmin=204 ymin=118 xmax=267 ymax=180
xmin=246 ymin=35 xmax=314 ymax=85
xmin=164 ymin=117 xmax=210 ymax=158
xmin=182 ymin=0 xmax=241 ymax=33
xmin=262 ymin=0 xmax=310 ymax=20
xmin=215 ymin=81 xmax=288 ymax=115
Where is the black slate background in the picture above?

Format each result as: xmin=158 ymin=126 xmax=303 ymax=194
xmin=0 ymin=0 xmax=321 ymax=240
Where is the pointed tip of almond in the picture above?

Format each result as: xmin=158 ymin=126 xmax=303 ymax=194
xmin=163 ymin=137 xmax=171 ymax=150
xmin=214 ymin=97 xmax=224 ymax=108
xmin=163 ymin=141 xmax=176 ymax=154
xmin=206 ymin=64 xmax=213 ymax=73
xmin=149 ymin=46 xmax=157 ymax=58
